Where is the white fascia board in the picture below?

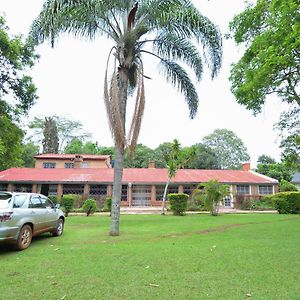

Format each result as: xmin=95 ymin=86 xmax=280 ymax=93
xmin=249 ymin=171 xmax=279 ymax=183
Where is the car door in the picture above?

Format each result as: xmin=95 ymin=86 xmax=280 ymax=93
xmin=28 ymin=195 xmax=49 ymax=234
xmin=39 ymin=195 xmax=58 ymax=229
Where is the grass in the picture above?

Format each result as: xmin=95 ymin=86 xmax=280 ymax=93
xmin=1 ymin=213 xmax=300 ymax=300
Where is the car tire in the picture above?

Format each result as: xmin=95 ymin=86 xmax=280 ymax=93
xmin=16 ymin=225 xmax=32 ymax=251
xmin=52 ymin=218 xmax=64 ymax=236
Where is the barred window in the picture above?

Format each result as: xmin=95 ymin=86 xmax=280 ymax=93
xmin=236 ymin=185 xmax=250 ymax=195
xmin=89 ymin=184 xmax=107 ymax=196
xmin=0 ymin=184 xmax=8 ymax=191
xmin=64 ymin=163 xmax=74 ymax=168
xmin=183 ymin=184 xmax=198 ymax=195
xmin=259 ymin=185 xmax=273 ymax=195
xmin=121 ymin=185 xmax=128 ymax=201
xmin=155 ymin=185 xmax=179 ymax=201
xmin=43 ymin=162 xmax=56 ymax=168
xmin=14 ymin=184 xmax=32 ymax=193
xmin=63 ymin=184 xmax=84 ymax=195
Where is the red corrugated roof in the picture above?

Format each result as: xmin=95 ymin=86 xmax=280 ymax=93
xmin=0 ymin=168 xmax=278 ymax=184
xmin=34 ymin=154 xmax=110 ymax=160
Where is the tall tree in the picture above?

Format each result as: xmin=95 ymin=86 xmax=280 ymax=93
xmin=124 ymin=144 xmax=155 ymax=168
xmin=42 ymin=117 xmax=59 ymax=153
xmin=0 ymin=115 xmax=24 ymax=170
xmin=29 ymin=115 xmax=90 ymax=152
xmin=22 ymin=142 xmax=39 ymax=167
xmin=203 ymin=129 xmax=250 ymax=170
xmin=0 ymin=15 xmax=38 ymax=120
xmin=274 ymin=106 xmax=300 ymax=171
xmin=30 ymin=0 xmax=222 ymax=236
xmin=186 ymin=143 xmax=220 ymax=169
xmin=229 ymin=0 xmax=300 ymax=114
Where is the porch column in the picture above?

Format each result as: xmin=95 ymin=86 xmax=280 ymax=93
xmin=151 ymin=185 xmax=156 ymax=206
xmin=83 ymin=184 xmax=90 ymax=199
xmin=178 ymin=185 xmax=184 ymax=193
xmin=7 ymin=183 xmax=14 ymax=192
xmin=107 ymin=185 xmax=113 ymax=197
xmin=32 ymin=184 xmax=38 ymax=193
xmin=128 ymin=183 xmax=132 ymax=207
xmin=57 ymin=184 xmax=63 ymax=200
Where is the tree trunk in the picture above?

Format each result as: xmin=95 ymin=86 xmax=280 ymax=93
xmin=110 ymin=147 xmax=124 ymax=235
xmin=161 ymin=178 xmax=170 ymax=215
xmin=109 ymin=67 xmax=128 ymax=236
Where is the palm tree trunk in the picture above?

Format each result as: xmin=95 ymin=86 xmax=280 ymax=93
xmin=110 ymin=147 xmax=124 ymax=235
xmin=161 ymin=178 xmax=170 ymax=215
xmin=110 ymin=67 xmax=128 ymax=236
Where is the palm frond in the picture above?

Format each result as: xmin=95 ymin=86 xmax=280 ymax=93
xmin=152 ymin=34 xmax=203 ymax=82
xmin=159 ymin=60 xmax=198 ymax=119
xmin=127 ymin=64 xmax=145 ymax=153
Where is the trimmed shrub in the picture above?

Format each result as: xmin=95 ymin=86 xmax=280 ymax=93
xmin=168 ymin=193 xmax=189 ymax=216
xmin=82 ymin=198 xmax=97 ymax=216
xmin=236 ymin=195 xmax=275 ymax=211
xmin=61 ymin=194 xmax=76 ymax=216
xmin=103 ymin=197 xmax=112 ymax=215
xmin=279 ymin=179 xmax=298 ymax=192
xmin=272 ymin=192 xmax=300 ymax=214
xmin=48 ymin=195 xmax=58 ymax=204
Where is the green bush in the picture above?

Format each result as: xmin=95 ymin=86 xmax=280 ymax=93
xmin=61 ymin=194 xmax=76 ymax=216
xmin=272 ymin=192 xmax=300 ymax=214
xmin=48 ymin=195 xmax=58 ymax=204
xmin=82 ymin=198 xmax=97 ymax=216
xmin=168 ymin=193 xmax=189 ymax=216
xmin=279 ymin=179 xmax=298 ymax=192
xmin=103 ymin=197 xmax=112 ymax=213
xmin=235 ymin=195 xmax=275 ymax=211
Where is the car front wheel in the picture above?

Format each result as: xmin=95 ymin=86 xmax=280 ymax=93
xmin=52 ymin=218 xmax=64 ymax=236
xmin=16 ymin=225 xmax=32 ymax=251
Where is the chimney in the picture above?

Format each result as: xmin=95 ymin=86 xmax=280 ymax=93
xmin=148 ymin=161 xmax=156 ymax=169
xmin=242 ymin=162 xmax=251 ymax=172
xmin=74 ymin=155 xmax=83 ymax=168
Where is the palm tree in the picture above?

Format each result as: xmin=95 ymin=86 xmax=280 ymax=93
xmin=30 ymin=0 xmax=222 ymax=236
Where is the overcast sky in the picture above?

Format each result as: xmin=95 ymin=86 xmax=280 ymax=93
xmin=1 ymin=0 xmax=288 ymax=167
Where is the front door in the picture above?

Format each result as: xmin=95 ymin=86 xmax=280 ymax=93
xmin=132 ymin=185 xmax=151 ymax=206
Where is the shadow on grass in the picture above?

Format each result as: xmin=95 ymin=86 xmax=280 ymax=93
xmin=0 ymin=233 xmax=55 ymax=255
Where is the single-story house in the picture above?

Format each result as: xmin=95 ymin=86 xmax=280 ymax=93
xmin=0 ymin=154 xmax=278 ymax=208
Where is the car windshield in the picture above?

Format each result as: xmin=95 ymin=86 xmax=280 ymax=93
xmin=0 ymin=193 xmax=12 ymax=209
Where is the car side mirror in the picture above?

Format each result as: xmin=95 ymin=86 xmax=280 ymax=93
xmin=54 ymin=204 xmax=60 ymax=209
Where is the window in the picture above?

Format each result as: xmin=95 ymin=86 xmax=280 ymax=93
xmin=259 ymin=185 xmax=273 ymax=195
xmin=82 ymin=162 xmax=89 ymax=168
xmin=0 ymin=184 xmax=8 ymax=191
xmin=89 ymin=185 xmax=107 ymax=196
xmin=14 ymin=184 xmax=32 ymax=193
xmin=155 ymin=185 xmax=179 ymax=201
xmin=13 ymin=195 xmax=28 ymax=208
xmin=183 ymin=184 xmax=198 ymax=195
xmin=236 ymin=185 xmax=250 ymax=195
xmin=63 ymin=184 xmax=84 ymax=195
xmin=29 ymin=197 xmax=43 ymax=208
xmin=40 ymin=196 xmax=54 ymax=208
xmin=121 ymin=185 xmax=128 ymax=201
xmin=43 ymin=162 xmax=56 ymax=169
xmin=64 ymin=162 xmax=74 ymax=169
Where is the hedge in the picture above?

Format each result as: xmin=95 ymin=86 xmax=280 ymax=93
xmin=168 ymin=193 xmax=189 ymax=216
xmin=272 ymin=192 xmax=300 ymax=214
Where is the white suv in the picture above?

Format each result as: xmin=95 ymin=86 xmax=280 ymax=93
xmin=0 ymin=192 xmax=65 ymax=250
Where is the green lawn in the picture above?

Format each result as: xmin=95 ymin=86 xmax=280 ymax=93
xmin=1 ymin=214 xmax=300 ymax=300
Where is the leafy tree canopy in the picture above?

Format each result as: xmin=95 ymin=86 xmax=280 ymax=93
xmin=0 ymin=115 xmax=24 ymax=170
xmin=124 ymin=144 xmax=156 ymax=168
xmin=274 ymin=106 xmax=300 ymax=171
xmin=0 ymin=15 xmax=38 ymax=120
xmin=203 ymin=129 xmax=250 ymax=169
xmin=257 ymin=154 xmax=276 ymax=165
xmin=229 ymin=0 xmax=300 ymax=114
xmin=256 ymin=162 xmax=292 ymax=182
xmin=29 ymin=115 xmax=91 ymax=152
